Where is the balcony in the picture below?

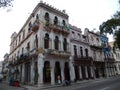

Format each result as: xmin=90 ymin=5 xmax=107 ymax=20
xmin=44 ymin=21 xmax=69 ymax=35
xmin=46 ymin=49 xmax=70 ymax=58
xmin=74 ymin=56 xmax=93 ymax=66
xmin=90 ymin=44 xmax=102 ymax=50
xmin=32 ymin=20 xmax=39 ymax=32
xmin=104 ymin=57 xmax=115 ymax=63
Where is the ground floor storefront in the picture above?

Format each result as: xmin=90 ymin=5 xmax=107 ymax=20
xmin=10 ymin=54 xmax=75 ymax=85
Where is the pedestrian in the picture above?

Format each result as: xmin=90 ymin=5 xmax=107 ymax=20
xmin=57 ymin=75 xmax=61 ymax=84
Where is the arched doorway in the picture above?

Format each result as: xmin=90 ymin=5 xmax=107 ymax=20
xmin=25 ymin=62 xmax=31 ymax=84
xmin=87 ymin=66 xmax=91 ymax=78
xmin=64 ymin=62 xmax=70 ymax=81
xmin=43 ymin=61 xmax=51 ymax=83
xmin=54 ymin=62 xmax=61 ymax=83
xmin=74 ymin=66 xmax=80 ymax=81
xmin=81 ymin=66 xmax=86 ymax=79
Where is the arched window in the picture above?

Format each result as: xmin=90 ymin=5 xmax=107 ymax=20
xmin=36 ymin=14 xmax=39 ymax=20
xmin=74 ymin=45 xmax=77 ymax=56
xmin=35 ymin=35 xmax=38 ymax=48
xmin=80 ymin=47 xmax=83 ymax=57
xmin=63 ymin=38 xmax=67 ymax=51
xmin=54 ymin=36 xmax=59 ymax=50
xmin=44 ymin=12 xmax=49 ymax=21
xmin=44 ymin=33 xmax=49 ymax=49
xmin=62 ymin=20 xmax=66 ymax=26
xmin=85 ymin=48 xmax=89 ymax=57
xmin=54 ymin=16 xmax=58 ymax=25
xmin=28 ymin=22 xmax=32 ymax=31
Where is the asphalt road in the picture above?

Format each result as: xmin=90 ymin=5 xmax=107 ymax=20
xmin=41 ymin=76 xmax=120 ymax=90
xmin=0 ymin=76 xmax=120 ymax=90
xmin=0 ymin=83 xmax=25 ymax=90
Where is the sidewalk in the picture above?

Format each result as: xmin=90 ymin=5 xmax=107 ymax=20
xmin=22 ymin=77 xmax=109 ymax=90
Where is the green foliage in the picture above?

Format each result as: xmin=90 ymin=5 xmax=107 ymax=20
xmin=99 ymin=18 xmax=120 ymax=34
xmin=114 ymin=30 xmax=120 ymax=49
xmin=99 ymin=0 xmax=120 ymax=49
xmin=0 ymin=0 xmax=13 ymax=8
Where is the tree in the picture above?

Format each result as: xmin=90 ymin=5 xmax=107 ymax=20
xmin=0 ymin=0 xmax=13 ymax=8
xmin=99 ymin=1 xmax=120 ymax=49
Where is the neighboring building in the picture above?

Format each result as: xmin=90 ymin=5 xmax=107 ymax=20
xmin=0 ymin=61 xmax=2 ymax=73
xmin=109 ymin=41 xmax=120 ymax=75
xmin=100 ymin=35 xmax=116 ymax=77
xmin=8 ymin=1 xmax=72 ymax=85
xmin=69 ymin=25 xmax=94 ymax=81
xmin=2 ymin=53 xmax=9 ymax=81
xmin=85 ymin=29 xmax=106 ymax=78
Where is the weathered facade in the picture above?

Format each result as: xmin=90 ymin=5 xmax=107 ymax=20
xmin=7 ymin=1 xmax=118 ymax=87
xmin=84 ymin=29 xmax=105 ymax=78
xmin=109 ymin=42 xmax=120 ymax=75
xmin=70 ymin=25 xmax=94 ymax=81
xmin=2 ymin=53 xmax=9 ymax=81
xmin=8 ymin=1 xmax=72 ymax=85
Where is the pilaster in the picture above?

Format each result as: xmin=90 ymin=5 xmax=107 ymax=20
xmin=37 ymin=54 xmax=44 ymax=86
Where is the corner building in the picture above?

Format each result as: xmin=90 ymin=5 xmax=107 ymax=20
xmin=9 ymin=1 xmax=72 ymax=85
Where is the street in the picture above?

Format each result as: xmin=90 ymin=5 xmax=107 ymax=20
xmin=0 ymin=83 xmax=25 ymax=90
xmin=41 ymin=76 xmax=120 ymax=90
xmin=0 ymin=76 xmax=120 ymax=90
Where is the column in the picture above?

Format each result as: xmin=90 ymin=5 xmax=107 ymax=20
xmin=50 ymin=31 xmax=54 ymax=49
xmin=59 ymin=34 xmax=63 ymax=51
xmin=85 ymin=66 xmax=88 ymax=79
xmin=38 ymin=54 xmax=44 ymax=86
xmin=50 ymin=61 xmax=55 ymax=85
xmin=39 ymin=30 xmax=44 ymax=48
xmin=60 ymin=61 xmax=65 ymax=82
xmin=69 ymin=57 xmax=75 ymax=81
xmin=90 ymin=66 xmax=94 ymax=78
xmin=22 ymin=63 xmax=25 ymax=83
xmin=31 ymin=59 xmax=34 ymax=84
xmin=79 ymin=66 xmax=82 ymax=79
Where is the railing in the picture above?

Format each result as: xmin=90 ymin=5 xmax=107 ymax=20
xmin=74 ymin=55 xmax=93 ymax=60
xmin=46 ymin=49 xmax=70 ymax=57
xmin=44 ymin=21 xmax=70 ymax=35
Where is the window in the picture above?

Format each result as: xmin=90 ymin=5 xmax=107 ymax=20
xmin=23 ymin=30 xmax=25 ymax=39
xmin=80 ymin=47 xmax=83 ymax=57
xmin=78 ymin=33 xmax=81 ymax=40
xmin=18 ymin=51 xmax=19 ymax=57
xmin=63 ymin=38 xmax=67 ymax=51
xmin=16 ymin=40 xmax=17 ymax=46
xmin=54 ymin=16 xmax=58 ymax=25
xmin=19 ymin=35 xmax=21 ymax=42
xmin=44 ymin=12 xmax=49 ymax=22
xmin=91 ymin=36 xmax=93 ymax=41
xmin=22 ymin=48 xmax=24 ymax=54
xmin=28 ymin=22 xmax=32 ymax=31
xmin=36 ymin=14 xmax=39 ymax=20
xmin=72 ymin=31 xmax=75 ymax=38
xmin=62 ymin=20 xmax=66 ymax=26
xmin=35 ymin=35 xmax=38 ymax=48
xmin=26 ymin=42 xmax=30 ymax=51
xmin=96 ymin=38 xmax=99 ymax=42
xmin=74 ymin=45 xmax=77 ymax=56
xmin=85 ymin=48 xmax=89 ymax=57
xmin=44 ymin=33 xmax=49 ymax=49
xmin=54 ymin=36 xmax=59 ymax=50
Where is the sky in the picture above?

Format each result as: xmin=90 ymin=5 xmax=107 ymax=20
xmin=0 ymin=0 xmax=119 ymax=61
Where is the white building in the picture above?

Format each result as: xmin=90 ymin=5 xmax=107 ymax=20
xmin=69 ymin=25 xmax=94 ymax=81
xmin=109 ymin=42 xmax=120 ymax=75
xmin=84 ymin=29 xmax=106 ymax=78
xmin=9 ymin=1 xmax=73 ymax=85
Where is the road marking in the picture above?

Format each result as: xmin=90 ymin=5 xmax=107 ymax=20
xmin=99 ymin=87 xmax=110 ymax=90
